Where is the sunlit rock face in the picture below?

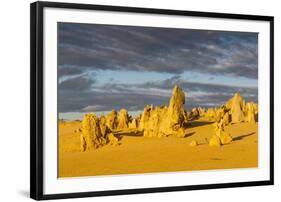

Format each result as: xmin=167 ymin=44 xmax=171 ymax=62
xmin=99 ymin=115 xmax=111 ymax=139
xmin=139 ymin=85 xmax=188 ymax=137
xmin=245 ymin=102 xmax=258 ymax=124
xmin=139 ymin=105 xmax=151 ymax=132
xmin=205 ymin=108 xmax=217 ymax=121
xmin=161 ymin=85 xmax=187 ymax=137
xmin=105 ymin=110 xmax=117 ymax=130
xmin=202 ymin=92 xmax=258 ymax=125
xmin=214 ymin=122 xmax=233 ymax=145
xmin=78 ymin=86 xmax=258 ymax=151
xmin=117 ymin=109 xmax=129 ymax=130
xmin=226 ymin=92 xmax=245 ymax=123
xmin=222 ymin=111 xmax=230 ymax=126
xmin=81 ymin=113 xmax=106 ymax=151
xmin=129 ymin=118 xmax=138 ymax=129
xmin=167 ymin=85 xmax=186 ymax=128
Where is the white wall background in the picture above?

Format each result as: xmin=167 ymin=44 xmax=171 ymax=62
xmin=0 ymin=0 xmax=279 ymax=201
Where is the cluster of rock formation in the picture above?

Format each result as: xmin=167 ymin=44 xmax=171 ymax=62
xmin=199 ymin=93 xmax=258 ymax=146
xmin=209 ymin=121 xmax=233 ymax=146
xmin=80 ymin=107 xmax=141 ymax=151
xmin=78 ymin=86 xmax=258 ymax=150
xmin=139 ymin=85 xmax=187 ymax=137
xmin=190 ymin=92 xmax=258 ymax=125
xmin=81 ymin=113 xmax=119 ymax=151
xmin=79 ymin=85 xmax=188 ymax=151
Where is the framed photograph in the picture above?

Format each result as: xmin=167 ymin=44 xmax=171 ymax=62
xmin=30 ymin=1 xmax=274 ymax=200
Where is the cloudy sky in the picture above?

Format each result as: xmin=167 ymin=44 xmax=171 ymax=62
xmin=58 ymin=22 xmax=258 ymax=119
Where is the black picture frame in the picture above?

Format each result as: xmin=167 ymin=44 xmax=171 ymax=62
xmin=30 ymin=1 xmax=274 ymax=200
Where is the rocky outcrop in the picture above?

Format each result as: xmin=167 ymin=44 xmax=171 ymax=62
xmin=146 ymin=107 xmax=162 ymax=137
xmin=105 ymin=110 xmax=117 ymax=130
xmin=138 ymin=85 xmax=187 ymax=137
xmin=205 ymin=108 xmax=217 ymax=121
xmin=189 ymin=108 xmax=200 ymax=120
xmin=167 ymin=85 xmax=186 ymax=129
xmin=78 ymin=87 xmax=257 ymax=151
xmin=139 ymin=105 xmax=151 ymax=131
xmin=99 ymin=115 xmax=111 ymax=139
xmin=202 ymin=92 xmax=258 ymax=125
xmin=159 ymin=86 xmax=187 ymax=137
xmin=222 ymin=111 xmax=230 ymax=126
xmin=117 ymin=109 xmax=129 ymax=129
xmin=108 ymin=133 xmax=119 ymax=146
xmin=209 ymin=135 xmax=221 ymax=147
xmin=226 ymin=93 xmax=245 ymax=123
xmin=210 ymin=121 xmax=232 ymax=146
xmin=245 ymin=102 xmax=257 ymax=124
xmin=129 ymin=118 xmax=138 ymax=129
xmin=81 ymin=113 xmax=107 ymax=151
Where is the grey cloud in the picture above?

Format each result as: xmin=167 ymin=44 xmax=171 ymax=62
xmin=82 ymin=105 xmax=109 ymax=112
xmin=58 ymin=76 xmax=257 ymax=113
xmin=58 ymin=89 xmax=168 ymax=113
xmin=58 ymin=66 xmax=84 ymax=77
xmin=58 ymin=23 xmax=258 ymax=113
xmin=59 ymin=75 xmax=96 ymax=91
xmin=58 ymin=23 xmax=258 ymax=79
xmin=138 ymin=76 xmax=257 ymax=96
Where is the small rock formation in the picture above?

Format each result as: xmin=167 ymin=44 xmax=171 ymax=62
xmin=81 ymin=113 xmax=106 ymax=151
xmin=80 ymin=133 xmax=86 ymax=152
xmin=105 ymin=110 xmax=118 ymax=130
xmin=159 ymin=85 xmax=187 ymax=137
xmin=245 ymin=102 xmax=257 ymax=124
xmin=209 ymin=135 xmax=221 ymax=147
xmin=212 ymin=121 xmax=232 ymax=145
xmin=222 ymin=111 xmax=230 ymax=126
xmin=108 ymin=133 xmax=119 ymax=146
xmin=128 ymin=118 xmax=138 ymax=129
xmin=189 ymin=140 xmax=198 ymax=147
xmin=202 ymin=92 xmax=258 ymax=125
xmin=189 ymin=108 xmax=200 ymax=120
xmin=167 ymin=85 xmax=186 ymax=129
xmin=139 ymin=105 xmax=152 ymax=132
xmin=197 ymin=107 xmax=206 ymax=117
xmin=138 ymin=85 xmax=187 ymax=137
xmin=146 ymin=107 xmax=162 ymax=137
xmin=215 ymin=107 xmax=226 ymax=122
xmin=205 ymin=108 xmax=217 ymax=121
xmin=99 ymin=115 xmax=111 ymax=140
xmin=219 ymin=131 xmax=233 ymax=144
xmin=117 ymin=109 xmax=129 ymax=129
xmin=226 ymin=93 xmax=245 ymax=123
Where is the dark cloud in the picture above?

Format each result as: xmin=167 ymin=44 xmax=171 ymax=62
xmin=59 ymin=75 xmax=96 ymax=91
xmin=58 ymin=89 xmax=168 ymax=113
xmin=58 ymin=23 xmax=258 ymax=79
xmin=58 ymin=66 xmax=84 ymax=77
xmin=58 ymin=77 xmax=257 ymax=113
xmin=57 ymin=22 xmax=258 ymax=114
xmin=138 ymin=75 xmax=257 ymax=96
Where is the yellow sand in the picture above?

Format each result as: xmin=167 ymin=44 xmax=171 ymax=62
xmin=59 ymin=119 xmax=258 ymax=178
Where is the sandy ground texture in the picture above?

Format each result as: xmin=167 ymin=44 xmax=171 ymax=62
xmin=58 ymin=119 xmax=258 ymax=178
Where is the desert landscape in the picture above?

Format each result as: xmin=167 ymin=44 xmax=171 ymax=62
xmin=59 ymin=85 xmax=258 ymax=178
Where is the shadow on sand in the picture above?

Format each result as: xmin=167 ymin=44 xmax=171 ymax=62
xmin=114 ymin=130 xmax=143 ymax=139
xmin=188 ymin=121 xmax=213 ymax=128
xmin=184 ymin=132 xmax=195 ymax=138
xmin=233 ymin=132 xmax=256 ymax=141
